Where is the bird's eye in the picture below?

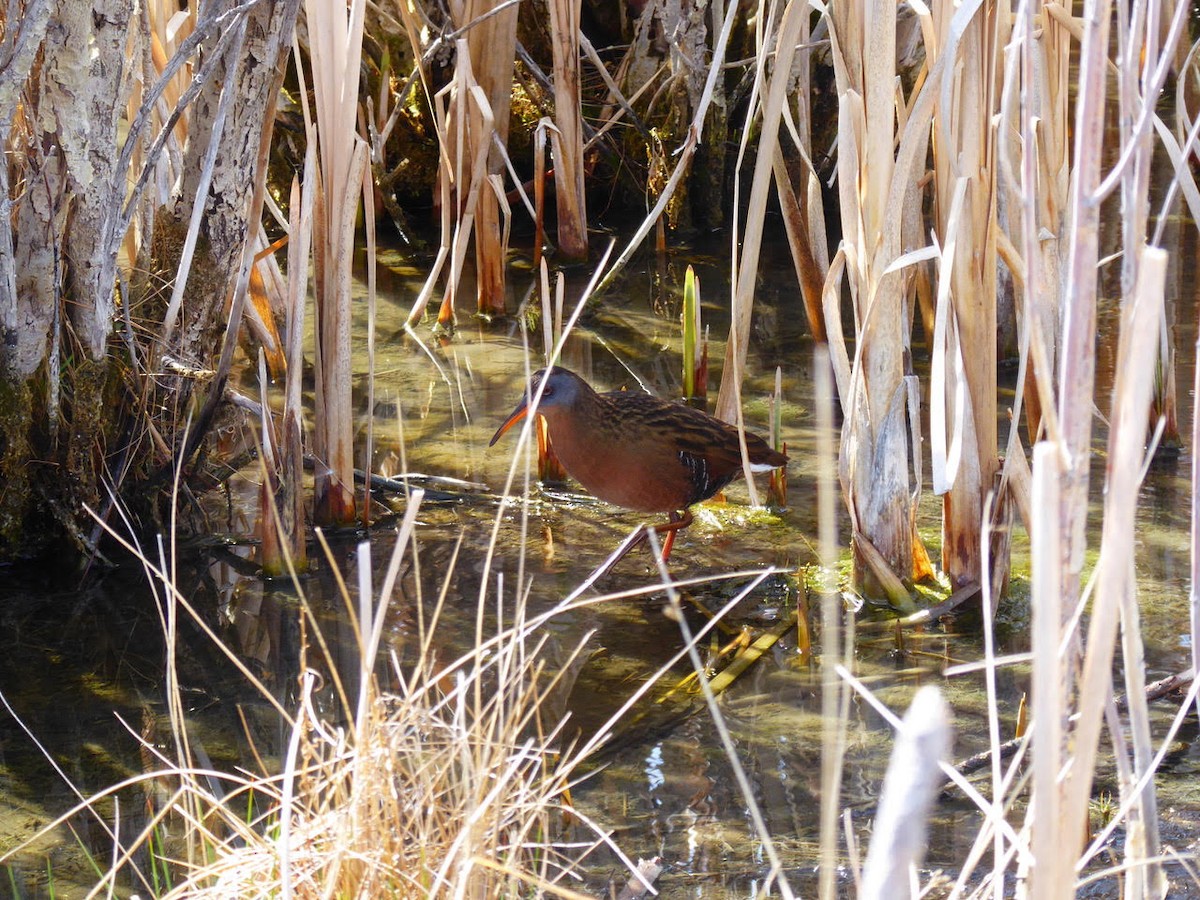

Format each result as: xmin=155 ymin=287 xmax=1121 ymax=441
xmin=543 ymin=385 xmax=555 ymax=398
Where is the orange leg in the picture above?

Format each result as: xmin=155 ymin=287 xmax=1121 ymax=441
xmin=660 ymin=526 xmax=678 ymax=561
xmin=657 ymin=509 xmax=693 ymax=561
xmin=595 ymin=509 xmax=695 ymax=577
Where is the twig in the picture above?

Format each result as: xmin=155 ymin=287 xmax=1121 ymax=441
xmin=856 ymin=582 xmax=981 ymax=633
xmin=950 ymin=667 xmax=1196 ymax=781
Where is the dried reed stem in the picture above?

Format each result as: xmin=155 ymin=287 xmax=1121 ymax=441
xmin=305 ymin=0 xmax=367 ymax=525
xmin=1055 ymin=0 xmax=1111 ymax=614
xmin=930 ymin=0 xmax=1001 ymax=591
xmin=714 ymin=0 xmax=805 ymax=424
xmin=1062 ymin=247 xmax=1167 ymax=869
xmin=816 ymin=346 xmax=847 ymax=900
xmin=548 ymin=0 xmax=587 ymax=260
xmin=860 ymin=687 xmax=951 ymax=899
xmin=282 ymin=153 xmax=314 ymax=570
xmin=453 ymin=0 xmax=519 ymax=313
xmin=823 ymin=0 xmax=944 ymax=598
xmin=1026 ymin=442 xmax=1069 ymax=898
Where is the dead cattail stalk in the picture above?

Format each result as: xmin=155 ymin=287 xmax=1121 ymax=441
xmin=397 ymin=0 xmax=452 ymax=329
xmin=281 ymin=158 xmax=314 ymax=573
xmin=929 ymin=0 xmax=1002 ymax=593
xmin=533 ymin=118 xmax=550 ymax=269
xmin=255 ymin=169 xmax=311 ymax=577
xmin=449 ymin=0 xmax=520 ymax=314
xmin=771 ymin=0 xmax=827 ymax=344
xmin=303 ymin=0 xmax=367 ymax=526
xmin=548 ymin=0 xmax=588 ymax=260
xmin=822 ymin=0 xmax=947 ymax=600
xmin=815 ymin=345 xmax=846 ymax=900
xmin=1113 ymin=0 xmax=1189 ymax=465
xmin=999 ymin=1 xmax=1072 ymax=446
xmin=435 ymin=45 xmax=499 ymax=331
xmin=1055 ymin=0 xmax=1112 ymax=624
xmin=773 ymin=143 xmax=828 ymax=342
xmin=361 ymin=145 xmax=378 ymax=528
xmin=1194 ymin=258 xmax=1200 ymax=729
xmin=256 ymin=350 xmax=285 ymax=575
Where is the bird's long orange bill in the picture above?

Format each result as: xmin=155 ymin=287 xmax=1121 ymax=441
xmin=489 ymin=400 xmax=530 ymax=446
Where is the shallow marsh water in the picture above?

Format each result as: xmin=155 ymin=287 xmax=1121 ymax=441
xmin=1 ymin=232 xmax=1199 ymax=898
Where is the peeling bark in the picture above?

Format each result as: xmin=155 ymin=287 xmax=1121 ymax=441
xmin=10 ymin=0 xmax=132 ymax=370
xmin=0 ymin=0 xmax=300 ymax=559
xmin=0 ymin=0 xmax=52 ymax=375
xmin=165 ymin=0 xmax=302 ymax=370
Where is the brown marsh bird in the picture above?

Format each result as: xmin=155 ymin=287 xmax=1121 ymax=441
xmin=489 ymin=367 xmax=788 ymax=561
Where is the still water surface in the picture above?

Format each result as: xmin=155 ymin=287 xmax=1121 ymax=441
xmin=1 ymin=233 xmax=1198 ymax=897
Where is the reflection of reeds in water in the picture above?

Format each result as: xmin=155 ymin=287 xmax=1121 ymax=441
xmin=259 ymin=158 xmax=315 ymax=577
xmin=11 ymin=492 xmax=654 ymax=896
xmin=171 ymin=507 xmax=618 ymax=897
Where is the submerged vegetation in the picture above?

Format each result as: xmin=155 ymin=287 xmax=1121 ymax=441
xmin=1 ymin=0 xmax=1199 ymax=896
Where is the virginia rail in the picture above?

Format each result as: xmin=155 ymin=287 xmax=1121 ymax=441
xmin=489 ymin=367 xmax=788 ymax=562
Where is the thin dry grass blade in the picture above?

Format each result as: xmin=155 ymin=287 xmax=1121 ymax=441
xmin=1027 ymin=439 xmax=1065 ymax=900
xmin=1061 ymin=246 xmax=1167 ymax=866
xmin=815 ymin=346 xmax=848 ymax=900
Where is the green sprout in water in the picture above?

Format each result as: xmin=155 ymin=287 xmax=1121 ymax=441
xmin=682 ymin=265 xmax=706 ymax=403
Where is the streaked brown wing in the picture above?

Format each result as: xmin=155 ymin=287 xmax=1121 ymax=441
xmin=600 ymin=391 xmax=747 ymax=504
